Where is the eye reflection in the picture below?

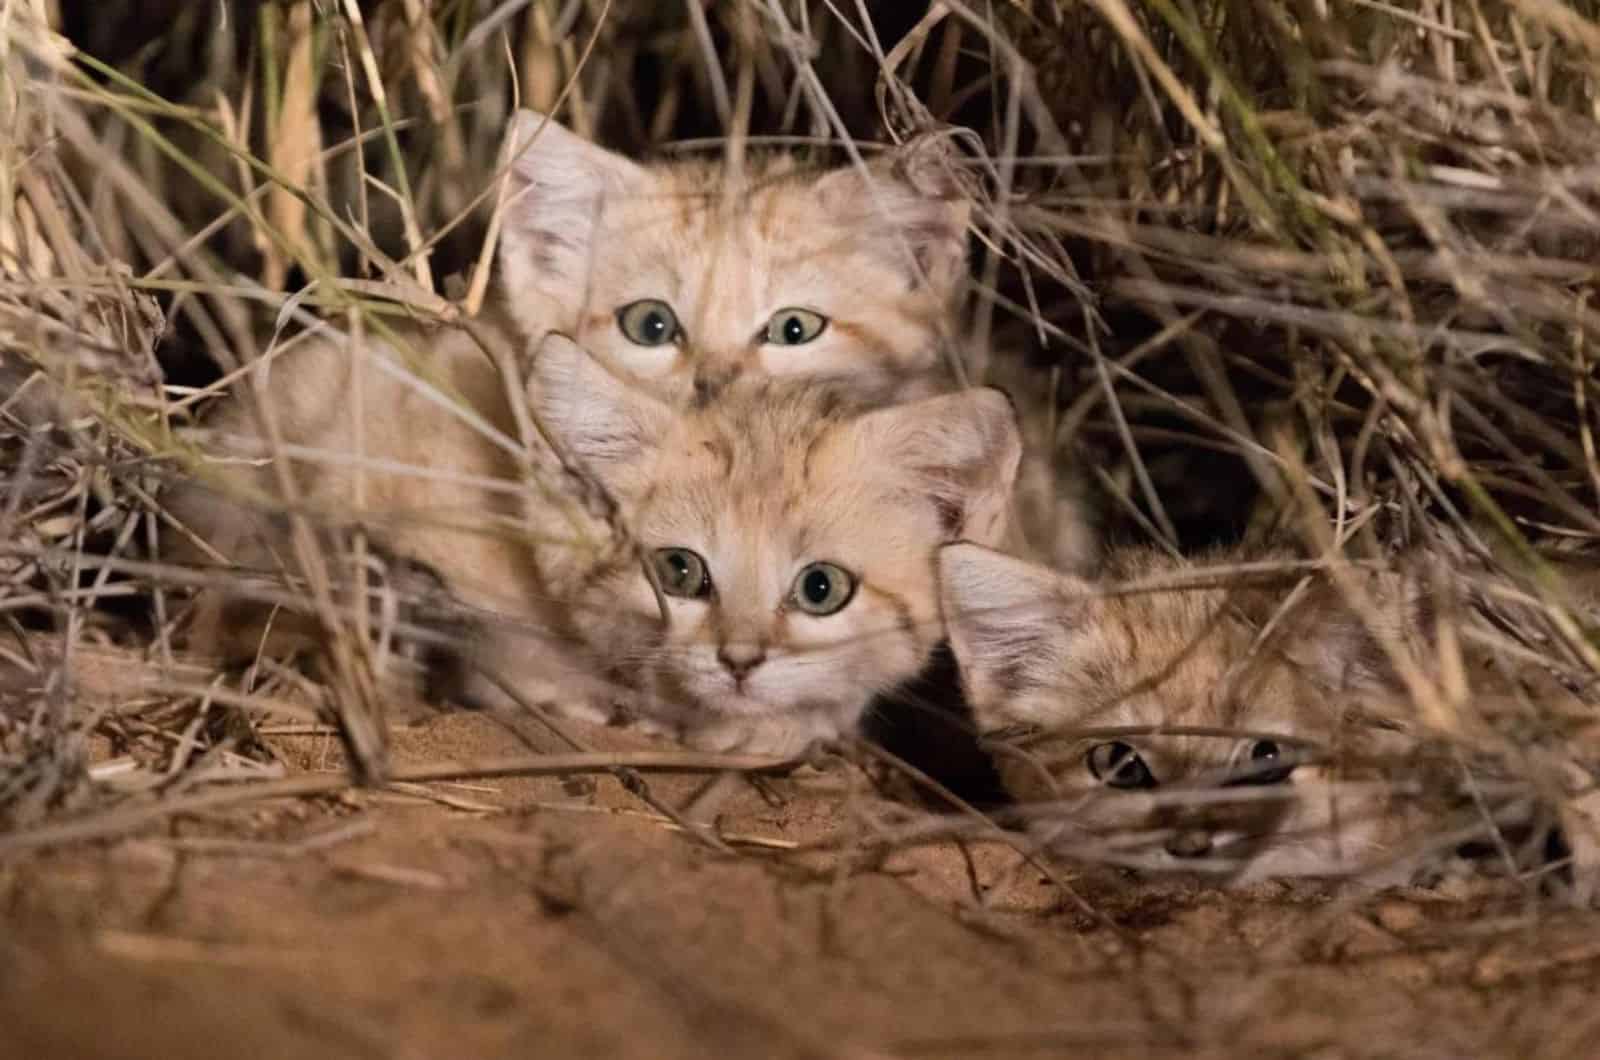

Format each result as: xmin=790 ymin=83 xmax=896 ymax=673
xmin=651 ymin=548 xmax=711 ymax=599
xmin=618 ymin=299 xmax=681 ymax=347
xmin=1085 ymin=741 xmax=1156 ymax=790
xmin=764 ymin=308 xmax=827 ymax=347
xmin=790 ymin=561 xmax=855 ymax=616
xmin=1229 ymin=739 xmax=1296 ymax=786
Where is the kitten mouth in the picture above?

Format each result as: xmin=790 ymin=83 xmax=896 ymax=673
xmin=703 ymin=689 xmax=783 ymax=718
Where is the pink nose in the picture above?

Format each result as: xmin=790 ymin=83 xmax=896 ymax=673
xmin=691 ymin=360 xmax=745 ymax=403
xmin=717 ymin=643 xmax=766 ymax=680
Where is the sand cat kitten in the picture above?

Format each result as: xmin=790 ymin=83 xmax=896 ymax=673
xmin=500 ymin=110 xmax=969 ymax=400
xmin=938 ymin=542 xmax=1435 ymax=883
xmin=523 ymin=340 xmax=1021 ymax=752
xmin=168 ymin=332 xmax=1022 ymax=754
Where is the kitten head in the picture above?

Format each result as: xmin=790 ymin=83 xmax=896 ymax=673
xmin=499 ymin=110 xmax=969 ymax=401
xmin=939 ymin=543 xmax=1427 ymax=883
xmin=528 ymin=336 xmax=1021 ymax=754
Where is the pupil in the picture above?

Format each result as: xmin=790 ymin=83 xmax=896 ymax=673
xmin=645 ymin=313 xmax=665 ymax=340
xmin=1253 ymin=740 xmax=1280 ymax=761
xmin=667 ymin=553 xmax=689 ymax=584
xmin=804 ymin=569 xmax=830 ymax=603
xmin=783 ymin=316 xmax=803 ymax=343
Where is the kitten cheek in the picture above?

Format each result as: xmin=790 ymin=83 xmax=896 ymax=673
xmin=756 ymin=338 xmax=855 ymax=378
xmin=604 ymin=335 xmax=679 ymax=379
xmin=793 ymin=613 xmax=900 ymax=672
xmin=624 ymin=577 xmax=686 ymax=620
xmin=661 ymin=598 xmax=715 ymax=628
xmin=664 ymin=644 xmax=738 ymax=700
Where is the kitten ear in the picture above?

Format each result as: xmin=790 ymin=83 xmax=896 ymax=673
xmin=524 ymin=334 xmax=672 ymax=472
xmin=498 ymin=110 xmax=649 ymax=307
xmin=814 ymin=138 xmax=971 ymax=297
xmin=850 ymin=386 xmax=1022 ymax=547
xmin=1275 ymin=566 xmax=1430 ymax=696
xmin=939 ymin=543 xmax=1086 ymax=720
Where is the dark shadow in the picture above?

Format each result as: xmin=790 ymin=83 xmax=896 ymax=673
xmin=861 ymin=642 xmax=1010 ymax=809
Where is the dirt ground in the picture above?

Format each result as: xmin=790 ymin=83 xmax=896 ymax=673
xmin=4 ymin=709 xmax=1599 ymax=1060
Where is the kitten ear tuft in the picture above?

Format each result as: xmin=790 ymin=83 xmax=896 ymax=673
xmin=851 ymin=386 xmax=1022 ymax=548
xmin=524 ymin=333 xmax=672 ymax=473
xmin=497 ymin=110 xmax=650 ymax=325
xmin=814 ymin=137 xmax=972 ymax=297
xmin=938 ymin=543 xmax=1084 ymax=721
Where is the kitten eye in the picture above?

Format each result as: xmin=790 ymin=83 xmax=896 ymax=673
xmin=1086 ymin=741 xmax=1156 ymax=790
xmin=790 ymin=561 xmax=855 ymax=616
xmin=651 ymin=548 xmax=711 ymax=599
xmin=764 ymin=308 xmax=827 ymax=346
xmin=617 ymin=299 xmax=680 ymax=347
xmin=1231 ymin=739 xmax=1296 ymax=786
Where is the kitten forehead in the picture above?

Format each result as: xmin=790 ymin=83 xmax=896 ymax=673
xmin=538 ymin=148 xmax=934 ymax=281
xmin=659 ymin=378 xmax=860 ymax=471
xmin=627 ymin=379 xmax=880 ymax=549
xmin=595 ymin=166 xmax=909 ymax=312
xmin=621 ymin=380 xmax=1019 ymax=552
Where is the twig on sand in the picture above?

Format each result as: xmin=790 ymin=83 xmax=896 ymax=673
xmin=0 ymin=749 xmax=801 ymax=856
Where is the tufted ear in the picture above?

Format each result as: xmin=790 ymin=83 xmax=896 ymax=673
xmin=497 ymin=110 xmax=650 ymax=325
xmin=938 ymin=542 xmax=1088 ymax=721
xmin=813 ymin=137 xmax=971 ymax=298
xmin=524 ymin=334 xmax=673 ymax=474
xmin=844 ymin=386 xmax=1022 ymax=548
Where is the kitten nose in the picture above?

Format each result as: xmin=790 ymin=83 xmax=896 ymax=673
xmin=1164 ymin=829 xmax=1214 ymax=859
xmin=717 ymin=642 xmax=766 ymax=680
xmin=692 ymin=366 xmax=742 ymax=404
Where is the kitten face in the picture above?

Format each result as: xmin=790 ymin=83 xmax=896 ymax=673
xmin=939 ymin=544 xmax=1423 ymax=883
xmin=529 ymin=338 xmax=1022 ymax=754
xmin=499 ymin=111 xmax=968 ymax=400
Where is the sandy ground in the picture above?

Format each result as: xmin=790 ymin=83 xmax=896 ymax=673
xmin=4 ymin=709 xmax=1600 ymax=1060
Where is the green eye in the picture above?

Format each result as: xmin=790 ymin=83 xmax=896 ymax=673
xmin=764 ymin=308 xmax=827 ymax=346
xmin=652 ymin=548 xmax=711 ymax=599
xmin=790 ymin=561 xmax=855 ymax=616
xmin=618 ymin=299 xmax=680 ymax=347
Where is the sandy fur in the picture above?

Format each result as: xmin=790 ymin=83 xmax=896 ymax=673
xmin=165 ymin=108 xmax=1039 ymax=753
xmin=497 ymin=111 xmax=970 ymax=402
xmin=495 ymin=111 xmax=1094 ymax=567
xmin=166 ymin=327 xmax=1022 ymax=754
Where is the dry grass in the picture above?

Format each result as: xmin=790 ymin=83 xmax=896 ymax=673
xmin=2 ymin=0 xmax=1600 ymax=946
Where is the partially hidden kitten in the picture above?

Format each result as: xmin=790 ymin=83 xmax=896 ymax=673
xmin=938 ymin=541 xmax=1442 ymax=885
xmin=498 ymin=110 xmax=970 ymax=401
xmin=168 ymin=332 xmax=1023 ymax=755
